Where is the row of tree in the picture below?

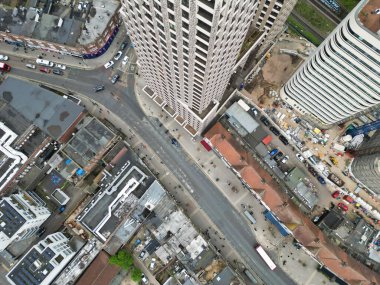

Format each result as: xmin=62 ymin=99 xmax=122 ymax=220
xmin=109 ymin=250 xmax=142 ymax=282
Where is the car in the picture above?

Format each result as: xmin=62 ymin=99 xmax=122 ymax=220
xmin=114 ymin=51 xmax=123 ymax=60
xmin=122 ymin=55 xmax=129 ymax=65
xmin=273 ymin=151 xmax=283 ymax=161
xmin=281 ymin=155 xmax=289 ymax=164
xmin=171 ymin=138 xmax=179 ymax=147
xmin=0 ymin=55 xmax=9 ymax=61
xmin=141 ymin=274 xmax=148 ymax=284
xmin=39 ymin=67 xmax=50 ymax=73
xmin=111 ymin=74 xmax=120 ymax=84
xmin=149 ymin=258 xmax=156 ymax=270
xmin=296 ymin=153 xmax=305 ymax=162
xmin=94 ymin=85 xmax=105 ymax=92
xmin=35 ymin=227 xmax=46 ymax=237
xmin=269 ymin=148 xmax=278 ymax=157
xmin=337 ymin=202 xmax=348 ymax=211
xmin=342 ymin=170 xmax=349 ymax=176
xmin=343 ymin=195 xmax=354 ymax=203
xmin=26 ymin=64 xmax=36 ymax=69
xmin=260 ymin=116 xmax=270 ymax=126
xmin=250 ymin=108 xmax=258 ymax=117
xmin=332 ymin=191 xmax=340 ymax=199
xmin=55 ymin=64 xmax=66 ymax=70
xmin=317 ymin=176 xmax=326 ymax=184
xmin=269 ymin=126 xmax=280 ymax=136
xmin=104 ymin=61 xmax=114 ymax=69
xmin=139 ymin=250 xmax=146 ymax=259
xmin=120 ymin=41 xmax=128 ymax=50
xmin=52 ymin=68 xmax=63 ymax=75
xmin=307 ymin=166 xmax=318 ymax=177
xmin=279 ymin=135 xmax=289 ymax=145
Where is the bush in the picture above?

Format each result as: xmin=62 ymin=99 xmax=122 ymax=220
xmin=109 ymin=250 xmax=134 ymax=270
xmin=131 ymin=267 xmax=142 ymax=282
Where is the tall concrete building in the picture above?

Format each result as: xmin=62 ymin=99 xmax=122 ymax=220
xmin=6 ymin=232 xmax=76 ymax=285
xmin=351 ymin=154 xmax=380 ymax=194
xmin=120 ymin=0 xmax=260 ymax=134
xmin=0 ymin=192 xmax=50 ymax=251
xmin=280 ymin=0 xmax=380 ymax=127
xmin=253 ymin=0 xmax=297 ymax=56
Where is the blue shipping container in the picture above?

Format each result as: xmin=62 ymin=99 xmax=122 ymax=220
xmin=264 ymin=210 xmax=289 ymax=236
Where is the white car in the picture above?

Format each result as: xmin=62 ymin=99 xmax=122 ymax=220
xmin=141 ymin=274 xmax=148 ymax=284
xmin=122 ymin=56 xmax=129 ymax=65
xmin=26 ymin=64 xmax=36 ymax=69
xmin=0 ymin=55 xmax=9 ymax=61
xmin=55 ymin=64 xmax=66 ymax=70
xmin=114 ymin=51 xmax=123 ymax=60
xmin=296 ymin=153 xmax=305 ymax=162
xmin=281 ymin=155 xmax=289 ymax=164
xmin=104 ymin=61 xmax=114 ymax=69
xmin=149 ymin=258 xmax=156 ymax=270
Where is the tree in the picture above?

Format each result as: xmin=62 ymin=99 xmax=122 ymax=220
xmin=109 ymin=250 xmax=134 ymax=270
xmin=131 ymin=267 xmax=142 ymax=282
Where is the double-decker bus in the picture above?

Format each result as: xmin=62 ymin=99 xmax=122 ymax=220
xmin=0 ymin=62 xmax=11 ymax=72
xmin=255 ymin=245 xmax=277 ymax=270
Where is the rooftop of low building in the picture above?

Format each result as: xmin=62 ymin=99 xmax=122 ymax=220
xmin=358 ymin=0 xmax=380 ymax=37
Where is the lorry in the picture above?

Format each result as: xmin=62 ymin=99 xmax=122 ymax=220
xmin=244 ymin=210 xmax=257 ymax=224
xmin=327 ymin=173 xmax=345 ymax=187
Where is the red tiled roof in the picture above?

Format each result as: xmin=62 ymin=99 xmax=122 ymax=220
xmin=76 ymin=251 xmax=120 ymax=285
xmin=204 ymin=122 xmax=380 ymax=284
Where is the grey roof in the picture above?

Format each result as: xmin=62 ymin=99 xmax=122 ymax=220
xmin=225 ymin=102 xmax=259 ymax=134
xmin=0 ymin=200 xmax=26 ymax=238
xmin=211 ymin=267 xmax=236 ymax=285
xmin=0 ymin=78 xmax=84 ymax=140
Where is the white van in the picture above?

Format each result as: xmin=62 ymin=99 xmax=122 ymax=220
xmin=36 ymin=59 xmax=54 ymax=67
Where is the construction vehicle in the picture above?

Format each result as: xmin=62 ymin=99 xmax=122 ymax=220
xmin=345 ymin=119 xmax=380 ymax=137
xmin=329 ymin=156 xmax=338 ymax=166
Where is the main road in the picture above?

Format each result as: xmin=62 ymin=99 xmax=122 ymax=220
xmin=6 ymin=53 xmax=295 ymax=285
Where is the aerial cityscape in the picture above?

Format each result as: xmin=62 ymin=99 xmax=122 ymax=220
xmin=0 ymin=0 xmax=379 ymax=285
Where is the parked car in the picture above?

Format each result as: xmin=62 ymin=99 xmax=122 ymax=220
xmin=26 ymin=64 xmax=36 ymax=69
xmin=149 ymin=258 xmax=156 ymax=270
xmin=279 ymin=135 xmax=289 ymax=145
xmin=269 ymin=126 xmax=280 ymax=136
xmin=139 ymin=250 xmax=146 ymax=259
xmin=337 ymin=202 xmax=348 ymax=212
xmin=296 ymin=153 xmax=304 ymax=162
xmin=111 ymin=74 xmax=120 ymax=84
xmin=94 ymin=85 xmax=105 ymax=92
xmin=55 ymin=64 xmax=66 ymax=70
xmin=114 ymin=51 xmax=123 ymax=60
xmin=317 ymin=176 xmax=326 ymax=184
xmin=0 ymin=55 xmax=9 ymax=61
xmin=281 ymin=155 xmax=289 ymax=164
xmin=250 ymin=108 xmax=258 ymax=117
xmin=343 ymin=195 xmax=354 ymax=203
xmin=39 ymin=67 xmax=50 ymax=73
xmin=332 ymin=190 xmax=340 ymax=199
xmin=122 ymin=55 xmax=129 ymax=65
xmin=141 ymin=274 xmax=148 ymax=284
xmin=269 ymin=148 xmax=279 ymax=157
xmin=260 ymin=116 xmax=270 ymax=126
xmin=273 ymin=151 xmax=283 ymax=162
xmin=52 ymin=68 xmax=63 ymax=75
xmin=104 ymin=61 xmax=114 ymax=69
xmin=120 ymin=40 xmax=128 ymax=50
xmin=307 ymin=166 xmax=318 ymax=177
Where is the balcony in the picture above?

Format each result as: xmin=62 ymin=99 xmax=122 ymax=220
xmin=198 ymin=0 xmax=215 ymax=9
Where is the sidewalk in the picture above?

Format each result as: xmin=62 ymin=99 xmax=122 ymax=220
xmin=0 ymin=25 xmax=126 ymax=70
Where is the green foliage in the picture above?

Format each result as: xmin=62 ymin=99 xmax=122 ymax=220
xmin=338 ymin=0 xmax=360 ymax=11
xmin=286 ymin=16 xmax=322 ymax=46
xmin=294 ymin=0 xmax=337 ymax=36
xmin=109 ymin=250 xmax=134 ymax=270
xmin=131 ymin=267 xmax=142 ymax=282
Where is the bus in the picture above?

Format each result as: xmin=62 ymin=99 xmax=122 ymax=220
xmin=0 ymin=62 xmax=11 ymax=72
xmin=255 ymin=245 xmax=277 ymax=270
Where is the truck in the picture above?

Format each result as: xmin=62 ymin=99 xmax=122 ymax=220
xmin=244 ymin=270 xmax=258 ymax=284
xmin=327 ymin=173 xmax=345 ymax=187
xmin=262 ymin=135 xmax=272 ymax=145
xmin=244 ymin=210 xmax=257 ymax=224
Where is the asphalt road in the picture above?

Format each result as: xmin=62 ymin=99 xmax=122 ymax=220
xmin=6 ymin=54 xmax=296 ymax=285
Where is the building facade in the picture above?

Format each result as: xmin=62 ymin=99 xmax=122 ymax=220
xmin=120 ymin=0 xmax=259 ymax=133
xmin=6 ymin=232 xmax=76 ymax=285
xmin=351 ymin=153 xmax=380 ymax=194
xmin=280 ymin=0 xmax=380 ymax=127
xmin=0 ymin=193 xmax=50 ymax=251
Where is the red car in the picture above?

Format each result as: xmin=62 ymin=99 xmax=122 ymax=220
xmin=337 ymin=202 xmax=348 ymax=211
xmin=343 ymin=195 xmax=354 ymax=203
xmin=39 ymin=67 xmax=50 ymax=73
xmin=332 ymin=191 xmax=340 ymax=199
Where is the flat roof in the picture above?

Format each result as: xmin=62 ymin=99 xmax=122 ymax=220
xmin=0 ymin=78 xmax=84 ymax=140
xmin=358 ymin=0 xmax=380 ymax=36
xmin=0 ymin=200 xmax=26 ymax=238
xmin=225 ymin=102 xmax=259 ymax=134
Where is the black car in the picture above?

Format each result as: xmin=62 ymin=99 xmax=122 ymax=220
xmin=120 ymin=40 xmax=129 ymax=50
xmin=308 ymin=165 xmax=318 ymax=177
xmin=260 ymin=116 xmax=270 ymax=126
xmin=273 ymin=151 xmax=283 ymax=161
xmin=279 ymin=135 xmax=289 ymax=145
xmin=94 ymin=85 xmax=105 ymax=92
xmin=111 ymin=74 xmax=120 ymax=84
xmin=52 ymin=68 xmax=63 ymax=75
xmin=269 ymin=126 xmax=280 ymax=136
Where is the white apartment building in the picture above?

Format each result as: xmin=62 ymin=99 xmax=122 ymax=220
xmin=0 ymin=193 xmax=50 ymax=251
xmin=280 ymin=0 xmax=380 ymax=127
xmin=6 ymin=232 xmax=76 ymax=285
xmin=120 ymin=0 xmax=259 ymax=134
